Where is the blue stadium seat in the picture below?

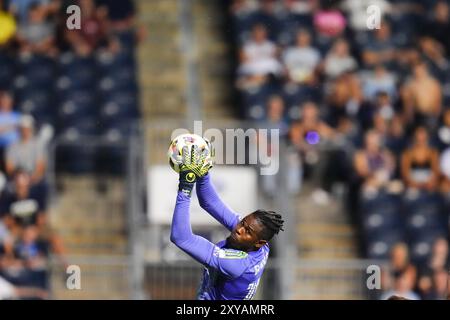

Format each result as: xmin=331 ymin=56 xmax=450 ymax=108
xmin=403 ymin=192 xmax=446 ymax=234
xmin=240 ymin=84 xmax=276 ymax=120
xmin=360 ymin=192 xmax=403 ymax=220
xmin=17 ymin=55 xmax=55 ymax=88
xmin=58 ymin=54 xmax=98 ymax=90
xmin=56 ymin=121 xmax=99 ymax=174
xmin=409 ymin=231 xmax=447 ymax=267
xmin=366 ymin=231 xmax=406 ymax=260
xmin=0 ymin=53 xmax=15 ymax=89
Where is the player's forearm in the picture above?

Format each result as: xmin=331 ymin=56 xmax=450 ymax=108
xmin=170 ymin=191 xmax=214 ymax=264
xmin=196 ymin=174 xmax=240 ymax=231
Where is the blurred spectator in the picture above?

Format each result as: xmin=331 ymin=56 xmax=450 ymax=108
xmin=264 ymin=95 xmax=289 ymax=136
xmin=323 ymin=38 xmax=357 ymax=79
xmin=0 ymin=0 xmax=16 ymax=49
xmin=430 ymin=269 xmax=449 ymax=300
xmin=289 ymin=101 xmax=334 ymax=156
xmin=5 ymin=115 xmax=47 ymax=185
xmin=313 ymin=1 xmax=346 ymax=39
xmin=97 ymin=0 xmax=136 ymax=32
xmin=1 ymin=168 xmax=65 ymax=265
xmin=238 ymin=23 xmax=282 ymax=87
xmin=13 ymin=225 xmax=48 ymax=269
xmin=0 ymin=169 xmax=47 ymax=228
xmin=362 ymin=20 xmax=396 ymax=68
xmin=428 ymin=237 xmax=449 ymax=273
xmin=353 ymin=130 xmax=395 ymax=194
xmin=362 ymin=65 xmax=397 ymax=101
xmin=440 ymin=147 xmax=450 ymax=194
xmin=16 ymin=2 xmax=57 ymax=57
xmin=380 ymin=269 xmax=420 ymax=300
xmin=340 ymin=0 xmax=391 ymax=32
xmin=282 ymin=29 xmax=320 ymax=85
xmin=390 ymin=243 xmax=417 ymax=280
xmin=325 ymin=71 xmax=362 ymax=128
xmin=0 ymin=275 xmax=48 ymax=299
xmin=251 ymin=0 xmax=282 ymax=41
xmin=418 ymin=36 xmax=449 ymax=81
xmin=64 ymin=0 xmax=118 ymax=56
xmin=401 ymin=126 xmax=440 ymax=192
xmin=423 ymin=0 xmax=450 ymax=57
xmin=436 ymin=108 xmax=450 ymax=150
xmin=401 ymin=61 xmax=442 ymax=129
xmin=380 ymin=243 xmax=419 ymax=299
xmin=0 ymin=91 xmax=21 ymax=171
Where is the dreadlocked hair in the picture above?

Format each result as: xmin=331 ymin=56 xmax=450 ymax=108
xmin=252 ymin=210 xmax=284 ymax=241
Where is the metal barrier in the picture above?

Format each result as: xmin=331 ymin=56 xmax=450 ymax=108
xmin=142 ymin=258 xmax=389 ymax=300
xmin=48 ymin=255 xmax=133 ymax=300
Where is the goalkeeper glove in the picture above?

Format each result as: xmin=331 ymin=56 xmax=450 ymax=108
xmin=178 ymin=145 xmax=202 ymax=197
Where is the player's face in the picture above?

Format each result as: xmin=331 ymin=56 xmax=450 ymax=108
xmin=226 ymin=214 xmax=266 ymax=252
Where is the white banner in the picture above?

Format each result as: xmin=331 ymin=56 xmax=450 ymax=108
xmin=148 ymin=165 xmax=258 ymax=226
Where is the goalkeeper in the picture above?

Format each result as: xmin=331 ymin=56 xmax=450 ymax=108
xmin=170 ymin=144 xmax=284 ymax=300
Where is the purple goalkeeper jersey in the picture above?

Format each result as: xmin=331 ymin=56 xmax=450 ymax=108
xmin=170 ymin=174 xmax=270 ymax=300
xmin=197 ymin=240 xmax=269 ymax=300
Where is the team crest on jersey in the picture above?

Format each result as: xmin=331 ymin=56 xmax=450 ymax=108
xmin=214 ymin=247 xmax=248 ymax=259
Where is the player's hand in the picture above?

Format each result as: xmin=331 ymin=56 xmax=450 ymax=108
xmin=178 ymin=145 xmax=203 ymax=196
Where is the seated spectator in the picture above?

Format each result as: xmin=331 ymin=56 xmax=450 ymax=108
xmin=430 ymin=269 xmax=449 ymax=300
xmin=401 ymin=60 xmax=442 ymax=130
xmin=0 ymin=275 xmax=48 ymax=299
xmin=289 ymin=101 xmax=335 ymax=156
xmin=0 ymin=169 xmax=47 ymax=228
xmin=0 ymin=0 xmax=16 ymax=49
xmin=428 ymin=237 xmax=449 ymax=273
xmin=64 ymin=0 xmax=118 ymax=57
xmin=325 ymin=71 xmax=362 ymax=128
xmin=313 ymin=2 xmax=346 ymax=39
xmin=380 ymin=269 xmax=420 ymax=300
xmin=340 ymin=0 xmax=391 ymax=32
xmin=401 ymin=126 xmax=440 ymax=192
xmin=362 ymin=20 xmax=396 ymax=68
xmin=282 ymin=29 xmax=321 ymax=85
xmin=8 ymin=0 xmax=56 ymax=24
xmin=0 ymin=169 xmax=65 ymax=265
xmin=380 ymin=243 xmax=418 ymax=297
xmin=13 ymin=225 xmax=48 ymax=270
xmin=418 ymin=36 xmax=449 ymax=80
xmin=264 ymin=95 xmax=289 ymax=136
xmin=16 ymin=2 xmax=57 ymax=57
xmin=440 ymin=147 xmax=450 ymax=194
xmin=238 ymin=23 xmax=282 ymax=87
xmin=289 ymin=101 xmax=342 ymax=204
xmin=0 ymin=91 xmax=20 ymax=171
xmin=323 ymin=38 xmax=357 ymax=79
xmin=5 ymin=115 xmax=46 ymax=186
xmin=436 ymin=108 xmax=450 ymax=150
xmin=422 ymin=0 xmax=450 ymax=58
xmin=353 ymin=130 xmax=395 ymax=194
xmin=251 ymin=0 xmax=282 ymax=41
xmin=362 ymin=65 xmax=397 ymax=101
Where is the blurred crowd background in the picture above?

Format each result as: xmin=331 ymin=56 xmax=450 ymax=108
xmin=228 ymin=0 xmax=449 ymax=300
xmin=0 ymin=0 xmax=448 ymax=300
xmin=0 ymin=0 xmax=140 ymax=299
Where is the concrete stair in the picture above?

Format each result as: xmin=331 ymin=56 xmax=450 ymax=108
xmin=192 ymin=0 xmax=235 ymax=120
xmin=49 ymin=175 xmax=130 ymax=299
xmin=137 ymin=0 xmax=187 ymax=120
xmin=294 ymin=183 xmax=362 ymax=299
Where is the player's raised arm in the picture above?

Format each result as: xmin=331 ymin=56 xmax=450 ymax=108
xmin=170 ymin=159 xmax=248 ymax=279
xmin=196 ymin=173 xmax=240 ymax=231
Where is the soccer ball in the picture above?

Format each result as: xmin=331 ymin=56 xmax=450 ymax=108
xmin=167 ymin=133 xmax=213 ymax=173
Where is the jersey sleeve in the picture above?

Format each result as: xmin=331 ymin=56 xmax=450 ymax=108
xmin=195 ymin=173 xmax=240 ymax=231
xmin=170 ymin=191 xmax=249 ymax=279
